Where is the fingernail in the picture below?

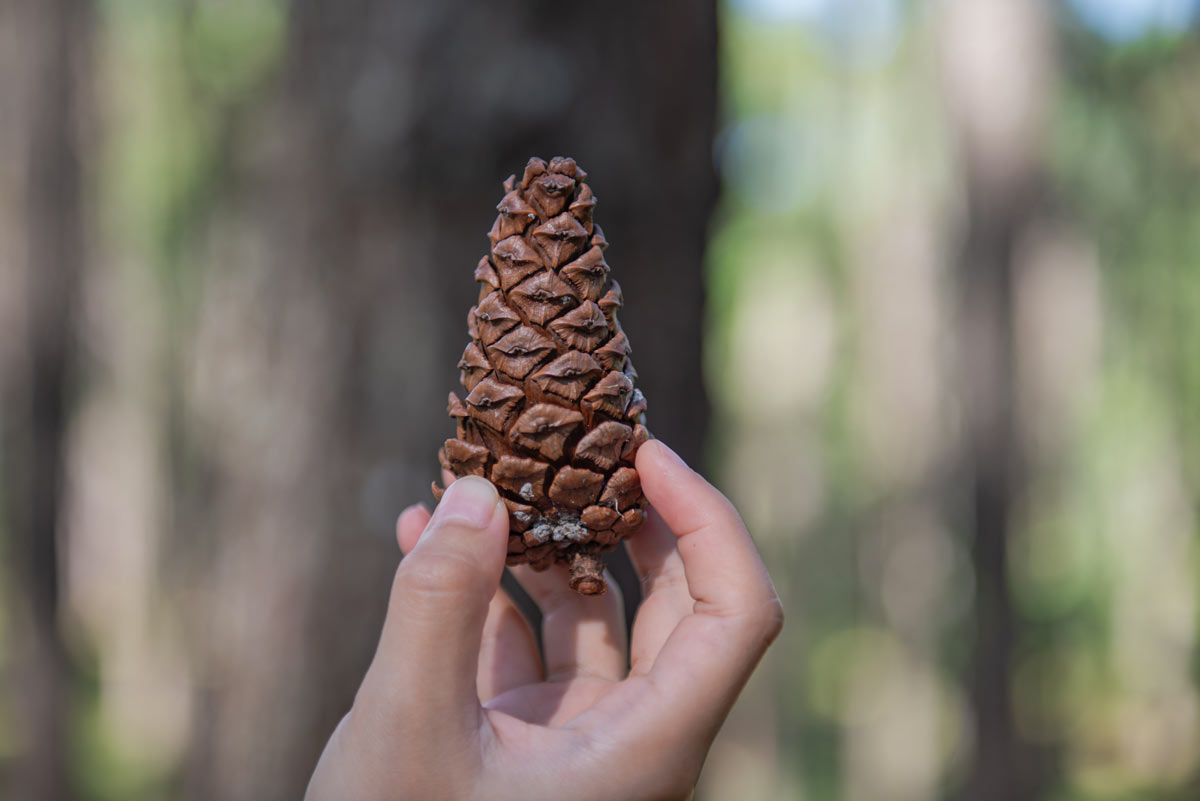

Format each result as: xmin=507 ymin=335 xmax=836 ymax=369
xmin=399 ymin=502 xmax=427 ymax=519
xmin=397 ymin=503 xmax=427 ymax=529
xmin=652 ymin=439 xmax=687 ymax=469
xmin=433 ymin=476 xmax=499 ymax=529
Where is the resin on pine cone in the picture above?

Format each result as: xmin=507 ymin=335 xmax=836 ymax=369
xmin=433 ymin=156 xmax=650 ymax=596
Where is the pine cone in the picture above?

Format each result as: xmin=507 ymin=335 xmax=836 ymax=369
xmin=433 ymin=156 xmax=650 ymax=596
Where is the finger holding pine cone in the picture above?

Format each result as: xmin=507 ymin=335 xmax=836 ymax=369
xmin=433 ymin=156 xmax=650 ymax=596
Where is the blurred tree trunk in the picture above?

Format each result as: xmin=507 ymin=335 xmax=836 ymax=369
xmin=0 ymin=0 xmax=90 ymax=799
xmin=956 ymin=176 xmax=1035 ymax=801
xmin=175 ymin=2 xmax=715 ymax=799
xmin=941 ymin=1 xmax=1054 ymax=799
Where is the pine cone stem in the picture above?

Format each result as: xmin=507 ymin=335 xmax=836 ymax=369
xmin=568 ymin=550 xmax=607 ymax=596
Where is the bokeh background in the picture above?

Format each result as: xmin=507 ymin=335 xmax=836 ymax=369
xmin=3 ymin=0 xmax=1200 ymax=799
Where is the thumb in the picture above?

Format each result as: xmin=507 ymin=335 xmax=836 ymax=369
xmin=358 ymin=476 xmax=509 ymax=740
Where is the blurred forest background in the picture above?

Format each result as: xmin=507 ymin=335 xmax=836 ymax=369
xmin=2 ymin=0 xmax=1200 ymax=799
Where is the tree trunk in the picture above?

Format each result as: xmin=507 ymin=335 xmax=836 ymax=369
xmin=940 ymin=1 xmax=1054 ymax=798
xmin=175 ymin=2 xmax=716 ymax=799
xmin=0 ymin=0 xmax=90 ymax=798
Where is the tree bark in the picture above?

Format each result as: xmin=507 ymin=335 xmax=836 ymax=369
xmin=175 ymin=2 xmax=716 ymax=799
xmin=0 ymin=0 xmax=90 ymax=798
xmin=940 ymin=1 xmax=1054 ymax=798
xmin=957 ymin=182 xmax=1034 ymax=801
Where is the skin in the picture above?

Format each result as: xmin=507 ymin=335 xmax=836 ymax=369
xmin=307 ymin=440 xmax=784 ymax=801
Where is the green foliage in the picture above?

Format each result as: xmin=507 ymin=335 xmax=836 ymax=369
xmin=67 ymin=0 xmax=1200 ymax=798
xmin=703 ymin=2 xmax=1200 ymax=800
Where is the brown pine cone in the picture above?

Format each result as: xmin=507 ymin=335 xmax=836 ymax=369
xmin=434 ymin=156 xmax=650 ymax=595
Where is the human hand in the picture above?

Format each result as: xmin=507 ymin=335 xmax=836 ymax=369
xmin=306 ymin=439 xmax=783 ymax=801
